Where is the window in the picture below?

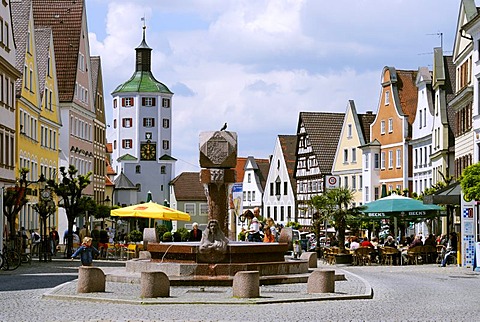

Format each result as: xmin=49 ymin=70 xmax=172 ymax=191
xmin=122 ymin=118 xmax=132 ymax=128
xmin=352 ymin=175 xmax=356 ymax=190
xmin=122 ymin=97 xmax=133 ymax=107
xmin=385 ymin=90 xmax=390 ymax=105
xmin=419 ymin=110 xmax=423 ymax=129
xmin=113 ymin=119 xmax=117 ymax=128
xmin=142 ymin=97 xmax=156 ymax=106
xmin=184 ymin=204 xmax=195 ymax=215
xmin=396 ymin=148 xmax=401 ymax=168
xmin=374 ymin=187 xmax=379 ymax=200
xmin=143 ymin=118 xmax=155 ymax=127
xmin=344 ymin=176 xmax=348 ymax=188
xmin=113 ymin=99 xmax=117 ymax=108
xmin=388 ymin=150 xmax=393 ymax=168
xmin=122 ymin=139 xmax=132 ymax=149
xmin=162 ymin=98 xmax=170 ymax=108
xmin=388 ymin=118 xmax=393 ymax=133
xmin=135 ymin=165 xmax=141 ymax=173
xmin=381 ymin=120 xmax=385 ymax=134
xmin=365 ymin=153 xmax=369 ymax=169
xmin=359 ymin=175 xmax=362 ymax=190
xmin=423 ymin=108 xmax=427 ymax=127
xmin=161 ymin=166 xmax=166 ymax=174
xmin=284 ymin=182 xmax=288 ymax=195
xmin=374 ymin=153 xmax=379 ymax=169
xmin=252 ymin=191 xmax=255 ymax=201
xmin=343 ymin=149 xmax=348 ymax=163
xmin=275 ymin=180 xmax=281 ymax=196
xmin=365 ymin=186 xmax=370 ymax=202
xmin=347 ymin=124 xmax=352 ymax=138
xmin=351 ymin=148 xmax=357 ymax=163
xmin=162 ymin=119 xmax=170 ymax=128
xmin=200 ymin=204 xmax=208 ymax=216
xmin=163 ymin=140 xmax=169 ymax=150
xmin=248 ymin=173 xmax=251 ymax=183
xmin=381 ymin=152 xmax=386 ymax=169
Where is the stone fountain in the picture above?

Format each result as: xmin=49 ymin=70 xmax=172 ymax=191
xmin=127 ymin=130 xmax=310 ymax=285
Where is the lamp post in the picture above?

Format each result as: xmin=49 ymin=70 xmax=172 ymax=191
xmin=33 ymin=174 xmax=56 ymax=262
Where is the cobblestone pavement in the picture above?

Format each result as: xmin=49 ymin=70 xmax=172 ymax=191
xmin=1 ymin=259 xmax=480 ymax=321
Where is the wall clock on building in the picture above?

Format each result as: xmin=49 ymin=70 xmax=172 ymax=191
xmin=140 ymin=143 xmax=156 ymax=160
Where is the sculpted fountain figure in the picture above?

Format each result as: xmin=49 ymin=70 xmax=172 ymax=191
xmin=198 ymin=219 xmax=229 ymax=262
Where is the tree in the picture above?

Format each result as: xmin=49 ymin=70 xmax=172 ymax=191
xmin=309 ymin=193 xmax=335 ymax=251
xmin=95 ymin=204 xmax=111 ymax=229
xmin=310 ymin=187 xmax=358 ymax=253
xmin=47 ymin=165 xmax=91 ymax=257
xmin=3 ymin=168 xmax=29 ymax=244
xmin=460 ymin=163 xmax=480 ymax=202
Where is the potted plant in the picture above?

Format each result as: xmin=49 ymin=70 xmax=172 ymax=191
xmin=128 ymin=230 xmax=143 ymax=243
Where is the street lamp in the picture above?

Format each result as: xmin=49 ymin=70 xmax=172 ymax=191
xmin=33 ymin=174 xmax=56 ymax=262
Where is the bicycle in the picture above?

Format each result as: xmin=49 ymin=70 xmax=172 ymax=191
xmin=1 ymin=241 xmax=22 ymax=271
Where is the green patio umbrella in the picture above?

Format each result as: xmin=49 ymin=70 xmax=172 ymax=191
xmin=362 ymin=193 xmax=445 ymax=220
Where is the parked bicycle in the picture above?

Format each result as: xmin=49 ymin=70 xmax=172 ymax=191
xmin=1 ymin=246 xmax=21 ymax=271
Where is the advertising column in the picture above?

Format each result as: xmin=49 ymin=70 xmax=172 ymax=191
xmin=461 ymin=192 xmax=475 ymax=267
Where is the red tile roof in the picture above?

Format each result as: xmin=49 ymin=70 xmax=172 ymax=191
xmin=170 ymin=172 xmax=206 ymax=201
xmin=32 ymin=0 xmax=84 ymax=102
xmin=396 ymin=70 xmax=418 ymax=125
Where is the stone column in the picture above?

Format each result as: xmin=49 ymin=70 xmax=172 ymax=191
xmin=199 ymin=131 xmax=237 ymax=237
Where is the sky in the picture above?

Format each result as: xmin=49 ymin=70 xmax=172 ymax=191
xmin=85 ymin=0 xmax=461 ymax=176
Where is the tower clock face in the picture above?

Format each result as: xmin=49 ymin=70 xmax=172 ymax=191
xmin=140 ymin=143 xmax=156 ymax=160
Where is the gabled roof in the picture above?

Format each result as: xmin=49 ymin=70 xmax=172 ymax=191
xmin=395 ymin=69 xmax=418 ymax=125
xmin=298 ymin=112 xmax=345 ymax=174
xmin=159 ymin=154 xmax=177 ymax=161
xmin=113 ymin=172 xmax=137 ymax=190
xmin=34 ymin=28 xmax=52 ymax=100
xmin=117 ymin=153 xmax=137 ymax=161
xmin=235 ymin=157 xmax=247 ymax=183
xmin=106 ymin=143 xmax=113 ymax=153
xmin=170 ymin=172 xmax=206 ymax=201
xmin=358 ymin=112 xmax=376 ymax=144
xmin=11 ymin=0 xmax=31 ymax=94
xmin=255 ymin=159 xmax=270 ymax=190
xmin=278 ymin=135 xmax=297 ymax=193
xmin=105 ymin=175 xmax=114 ymax=187
xmin=32 ymin=0 xmax=84 ymax=102
xmin=90 ymin=56 xmax=105 ymax=123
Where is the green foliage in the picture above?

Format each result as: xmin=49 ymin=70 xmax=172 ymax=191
xmin=46 ymin=165 xmax=91 ymax=256
xmin=310 ymin=187 xmax=359 ymax=253
xmin=156 ymin=224 xmax=169 ymax=241
xmin=128 ymin=230 xmax=143 ymax=243
xmin=162 ymin=231 xmax=172 ymax=242
xmin=176 ymin=227 xmax=190 ymax=241
xmin=460 ymin=163 xmax=480 ymax=201
xmin=286 ymin=221 xmax=302 ymax=230
xmin=3 ymin=168 xmax=30 ymax=241
xmin=238 ymin=230 xmax=246 ymax=241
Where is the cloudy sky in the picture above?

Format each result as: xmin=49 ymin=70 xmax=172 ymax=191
xmin=85 ymin=0 xmax=460 ymax=175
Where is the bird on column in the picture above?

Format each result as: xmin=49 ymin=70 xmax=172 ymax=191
xmin=220 ymin=122 xmax=227 ymax=131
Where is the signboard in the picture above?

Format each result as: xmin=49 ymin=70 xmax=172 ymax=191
xmin=461 ymin=192 xmax=475 ymax=267
xmin=231 ymin=183 xmax=243 ymax=218
xmin=325 ymin=175 xmax=340 ymax=190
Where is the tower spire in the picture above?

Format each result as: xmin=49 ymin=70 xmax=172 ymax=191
xmin=136 ymin=16 xmax=152 ymax=72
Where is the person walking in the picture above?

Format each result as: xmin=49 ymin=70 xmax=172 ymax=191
xmin=49 ymin=226 xmax=59 ymax=256
xmin=71 ymin=237 xmax=100 ymax=266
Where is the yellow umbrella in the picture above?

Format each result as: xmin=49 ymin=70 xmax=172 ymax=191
xmin=110 ymin=201 xmax=191 ymax=221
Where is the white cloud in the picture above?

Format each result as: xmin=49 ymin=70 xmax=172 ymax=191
xmin=87 ymin=0 xmax=459 ymax=174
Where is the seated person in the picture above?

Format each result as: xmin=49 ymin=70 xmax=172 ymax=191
xmin=189 ymin=222 xmax=202 ymax=241
xmin=424 ymin=234 xmax=436 ymax=247
xmin=441 ymin=232 xmax=457 ymax=267
xmin=360 ymin=237 xmax=374 ymax=248
xmin=384 ymin=235 xmax=397 ymax=248
xmin=263 ymin=227 xmax=275 ymax=243
xmin=349 ymin=236 xmax=360 ymax=250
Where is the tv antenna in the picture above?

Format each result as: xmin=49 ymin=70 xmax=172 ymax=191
xmin=427 ymin=32 xmax=443 ymax=49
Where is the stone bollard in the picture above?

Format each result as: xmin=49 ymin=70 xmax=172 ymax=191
xmin=77 ymin=266 xmax=106 ymax=293
xmin=232 ymin=271 xmax=260 ymax=298
xmin=139 ymin=251 xmax=152 ymax=260
xmin=307 ymin=269 xmax=335 ymax=293
xmin=300 ymin=251 xmax=318 ymax=268
xmin=140 ymin=271 xmax=170 ymax=298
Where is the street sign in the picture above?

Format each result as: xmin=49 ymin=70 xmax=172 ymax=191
xmin=325 ymin=175 xmax=340 ymax=190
